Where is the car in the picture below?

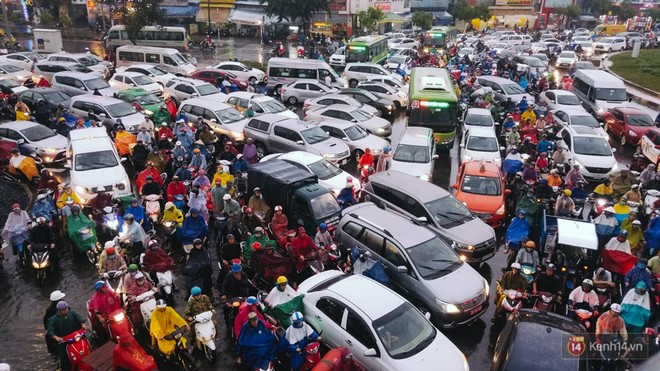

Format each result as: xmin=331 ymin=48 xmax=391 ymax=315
xmin=453 ymin=161 xmax=508 ymax=228
xmin=243 ymin=114 xmax=350 ymax=164
xmin=491 ymin=43 xmax=510 ymax=55
xmin=390 ymin=127 xmax=438 ymax=181
xmin=298 ymin=271 xmax=469 ymax=371
xmin=573 ymin=35 xmax=591 ymax=43
xmin=178 ymin=98 xmax=249 ymax=143
xmin=0 ymin=120 xmax=67 ymax=165
xmin=344 ymin=63 xmax=401 ymax=88
xmin=364 ymin=75 xmax=406 ymax=91
xmin=383 ymin=55 xmax=412 ymax=74
xmin=317 ymin=120 xmax=389 ymax=160
xmin=18 ymin=87 xmax=71 ymax=116
xmin=0 ymin=64 xmax=32 ymax=84
xmin=0 ymin=78 xmax=27 ymax=99
xmin=593 ymin=37 xmax=626 ymax=52
xmin=577 ymin=42 xmax=595 ymax=57
xmin=460 ymin=126 xmax=502 ymax=166
xmin=115 ymin=88 xmax=164 ymax=117
xmin=541 ymin=38 xmax=565 ymax=48
xmin=33 ymin=61 xmax=101 ymax=83
xmin=115 ymin=64 xmax=177 ymax=87
xmin=66 ymin=127 xmax=132 ymax=202
xmin=388 ymin=47 xmax=418 ymax=59
xmin=555 ymin=51 xmax=577 ymax=69
xmin=302 ymin=94 xmax=379 ymax=116
xmin=69 ymin=95 xmax=147 ymax=133
xmin=356 ymin=81 xmax=408 ymax=109
xmin=555 ymin=126 xmax=618 ymax=181
xmin=225 ymin=92 xmax=297 ymax=119
xmin=530 ymin=53 xmax=549 ymax=67
xmin=551 ymin=109 xmax=607 ymax=138
xmin=462 ymin=107 xmax=496 ymax=136
xmin=539 ymin=90 xmax=586 ymax=112
xmin=52 ymin=71 xmax=117 ymax=97
xmin=574 ymin=60 xmax=596 ymax=71
xmin=304 ymin=104 xmax=392 ymax=137
xmin=260 ymin=151 xmax=359 ymax=195
xmin=386 ymin=32 xmax=405 ymax=40
xmin=335 ymin=202 xmax=489 ymax=328
xmin=329 ymin=47 xmax=346 ymax=67
xmin=47 ymin=52 xmax=113 ymax=79
xmin=616 ymin=31 xmax=644 ymax=44
xmin=475 ymin=76 xmax=535 ymax=104
xmin=638 ymin=128 xmax=660 ymax=165
xmin=457 ymin=47 xmax=477 ymax=61
xmin=189 ymin=69 xmax=248 ymax=91
xmin=603 ymin=107 xmax=656 ymax=146
xmin=520 ymin=56 xmax=546 ymax=74
xmin=164 ymin=77 xmax=227 ymax=105
xmin=336 ymin=88 xmax=396 ymax=116
xmin=529 ymin=42 xmax=549 ymax=54
xmin=281 ymin=79 xmax=338 ymax=105
xmin=109 ymin=71 xmax=162 ymax=96
xmin=491 ymin=310 xmax=589 ymax=371
xmin=0 ymin=51 xmax=45 ymax=71
xmin=388 ymin=37 xmax=419 ymax=49
xmin=208 ymin=61 xmax=265 ymax=83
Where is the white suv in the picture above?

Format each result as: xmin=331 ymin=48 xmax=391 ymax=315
xmin=594 ymin=37 xmax=626 ymax=53
xmin=344 ymin=63 xmax=400 ymax=88
xmin=555 ymin=125 xmax=618 ymax=181
xmin=164 ymin=77 xmax=227 ymax=104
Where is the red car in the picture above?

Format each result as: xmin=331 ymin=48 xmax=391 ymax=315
xmin=453 ymin=161 xmax=509 ymax=228
xmin=189 ymin=69 xmax=248 ymax=91
xmin=603 ymin=107 xmax=656 ymax=146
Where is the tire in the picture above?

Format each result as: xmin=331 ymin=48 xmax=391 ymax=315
xmin=287 ymin=96 xmax=298 ymax=105
xmin=204 ymin=345 xmax=217 ymax=363
xmin=349 ymin=79 xmax=358 ymax=88
xmin=608 ymin=48 xmax=612 ymax=53
xmin=249 ymin=77 xmax=257 ymax=84
xmin=393 ymin=101 xmax=401 ymax=110
xmin=275 ymin=85 xmax=283 ymax=96
xmin=255 ymin=143 xmax=267 ymax=160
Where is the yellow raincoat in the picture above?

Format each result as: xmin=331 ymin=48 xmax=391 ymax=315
xmin=15 ymin=110 xmax=30 ymax=121
xmin=212 ymin=171 xmax=234 ymax=187
xmin=114 ymin=131 xmax=136 ymax=157
xmin=56 ymin=190 xmax=81 ymax=209
xmin=150 ymin=306 xmax=188 ymax=356
xmin=163 ymin=205 xmax=184 ymax=226
xmin=8 ymin=154 xmax=38 ymax=181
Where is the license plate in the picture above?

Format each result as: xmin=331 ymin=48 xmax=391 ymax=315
xmin=469 ymin=305 xmax=483 ymax=315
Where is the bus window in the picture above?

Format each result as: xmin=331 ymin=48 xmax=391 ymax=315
xmin=410 ymin=104 xmax=457 ymax=133
xmin=164 ymin=56 xmax=175 ymax=66
xmin=138 ymin=31 xmax=154 ymax=40
xmin=155 ymin=31 xmax=170 ymax=41
xmin=170 ymin=32 xmax=184 ymax=41
xmin=121 ymin=30 xmax=129 ymax=40
xmin=118 ymin=51 xmax=143 ymax=62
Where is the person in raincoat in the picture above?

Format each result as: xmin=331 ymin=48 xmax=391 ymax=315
xmin=153 ymin=107 xmax=172 ymax=127
xmin=174 ymin=120 xmax=194 ymax=150
xmin=621 ymin=281 xmax=652 ymax=333
xmin=162 ymin=202 xmax=184 ymax=227
xmin=212 ymin=166 xmax=234 ymax=187
xmin=8 ymin=148 xmax=38 ymax=181
xmin=177 ymin=208 xmax=208 ymax=247
xmin=188 ymin=189 xmax=208 ymax=220
xmin=114 ymin=124 xmax=136 ymax=157
xmin=56 ymin=184 xmax=81 ymax=209
xmin=136 ymin=162 xmax=164 ymax=192
xmin=150 ymin=300 xmax=189 ymax=357
xmin=243 ymin=138 xmax=258 ymax=165
xmin=164 ymin=97 xmax=177 ymax=118
xmin=645 ymin=214 xmax=660 ymax=256
xmin=505 ymin=210 xmax=530 ymax=264
xmin=236 ymin=312 xmax=278 ymax=370
xmin=515 ymin=188 xmax=542 ymax=227
xmin=184 ymin=240 xmax=214 ymax=298
xmin=624 ymin=259 xmax=653 ymax=295
xmin=32 ymin=193 xmax=57 ymax=222
xmin=610 ymin=169 xmax=637 ymax=199
xmin=375 ymin=146 xmax=392 ymax=172
xmin=113 ymin=333 xmax=157 ymax=371
xmin=146 ymin=147 xmax=166 ymax=174
xmin=66 ymin=205 xmax=97 ymax=255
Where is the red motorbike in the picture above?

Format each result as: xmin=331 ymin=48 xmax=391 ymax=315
xmin=107 ymin=309 xmax=134 ymax=342
xmin=533 ymin=291 xmax=558 ymax=312
xmin=63 ymin=329 xmax=93 ymax=371
xmin=303 ymin=341 xmax=322 ymax=370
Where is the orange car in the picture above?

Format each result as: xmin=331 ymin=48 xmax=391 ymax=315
xmin=453 ymin=161 xmax=509 ymax=228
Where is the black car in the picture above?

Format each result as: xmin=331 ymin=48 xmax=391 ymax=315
xmin=492 ymin=309 xmax=589 ymax=371
xmin=19 ymin=87 xmax=71 ymax=115
xmin=336 ymin=88 xmax=395 ymax=116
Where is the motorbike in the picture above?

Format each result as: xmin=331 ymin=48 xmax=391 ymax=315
xmin=573 ymin=307 xmax=596 ymax=330
xmin=98 ymin=206 xmax=119 ymax=243
xmin=77 ymin=226 xmax=101 ymax=265
xmin=144 ymin=194 xmax=162 ymax=226
xmin=157 ymin=269 xmax=175 ymax=306
xmin=190 ymin=310 xmax=217 ymax=363
xmin=496 ymin=282 xmax=525 ymax=322
xmin=7 ymin=226 xmax=30 ymax=266
xmin=29 ymin=243 xmax=51 ymax=285
xmin=161 ymin=325 xmax=197 ymax=370
xmin=520 ymin=263 xmax=536 ymax=284
xmin=359 ymin=164 xmax=374 ymax=184
xmin=533 ymin=291 xmax=558 ymax=312
xmin=320 ymin=243 xmax=342 ymax=270
xmin=303 ymin=341 xmax=322 ymax=370
xmin=133 ymin=289 xmax=157 ymax=331
xmin=588 ymin=193 xmax=612 ymax=219
xmin=225 ymin=297 xmax=245 ymax=341
xmin=101 ymin=270 xmax=125 ymax=302
xmin=62 ymin=329 xmax=93 ymax=371
xmin=199 ymin=40 xmax=217 ymax=51
xmin=106 ymin=308 xmax=133 ymax=342
xmin=161 ymin=219 xmax=178 ymax=253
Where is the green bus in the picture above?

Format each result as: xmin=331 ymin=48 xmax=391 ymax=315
xmin=345 ymin=35 xmax=389 ymax=64
xmin=422 ymin=26 xmax=459 ymax=54
xmin=408 ymin=67 xmax=459 ymax=149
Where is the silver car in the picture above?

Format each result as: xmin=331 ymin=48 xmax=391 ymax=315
xmin=316 ymin=120 xmax=389 ymax=159
xmin=390 ymin=127 xmax=438 ymax=182
xmin=281 ymin=79 xmax=338 ymax=105
xmin=356 ymin=81 xmax=408 ymax=109
xmin=304 ymin=104 xmax=392 ymax=137
xmin=302 ymin=94 xmax=379 ymax=116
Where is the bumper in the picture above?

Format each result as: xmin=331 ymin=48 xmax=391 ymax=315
xmin=433 ymin=299 xmax=489 ymax=329
xmin=39 ymin=151 xmax=67 ymax=166
xmin=326 ymin=155 xmax=350 ymax=166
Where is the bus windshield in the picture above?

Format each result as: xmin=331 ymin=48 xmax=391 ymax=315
xmin=410 ymin=105 xmax=457 ymax=132
xmin=346 ymin=46 xmax=368 ymax=63
xmin=423 ymin=34 xmax=445 ymax=48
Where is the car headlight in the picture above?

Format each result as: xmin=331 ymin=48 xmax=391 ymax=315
xmin=628 ymin=130 xmax=637 ymax=137
xmin=435 ymin=298 xmax=461 ymax=313
xmin=75 ymin=185 xmax=86 ymax=195
xmin=484 ymin=279 xmax=490 ymax=298
xmin=420 ymin=174 xmax=431 ymax=182
xmin=323 ymin=153 xmax=338 ymax=158
xmin=43 ymin=148 xmax=58 ymax=154
xmin=377 ymin=127 xmax=387 ymax=133
xmin=16 ymin=75 xmax=24 ymax=80
xmin=230 ymin=131 xmax=244 ymax=141
xmin=385 ymin=104 xmax=393 ymax=110
xmin=455 ymin=242 xmax=475 ymax=251
xmin=494 ymin=157 xmax=501 ymax=165
xmin=495 ymin=203 xmax=506 ymax=215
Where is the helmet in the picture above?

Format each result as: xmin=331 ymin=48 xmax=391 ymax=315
xmin=36 ymin=216 xmax=46 ymax=224
xmin=231 ymin=263 xmax=242 ymax=273
xmin=582 ymin=279 xmax=594 ymax=287
xmin=223 ymin=194 xmax=231 ymax=200
xmin=128 ymin=264 xmax=139 ymax=272
xmin=94 ymin=281 xmax=106 ymax=291
xmin=274 ymin=205 xmax=283 ymax=212
xmin=291 ymin=311 xmax=304 ymax=324
xmin=50 ymin=290 xmax=66 ymax=301
xmin=104 ymin=241 xmax=115 ymax=249
xmin=106 ymin=247 xmax=116 ymax=255
xmin=319 ymin=223 xmax=327 ymax=230
xmin=511 ymin=262 xmax=521 ymax=270
xmin=254 ymin=226 xmax=264 ymax=233
xmin=246 ymin=296 xmax=258 ymax=305
xmin=618 ymin=230 xmax=629 ymax=237
xmin=71 ymin=205 xmax=81 ymax=213
xmin=124 ymin=213 xmax=134 ymax=221
xmin=564 ymin=189 xmax=572 ymax=197
xmin=245 ymin=207 xmax=253 ymax=214
xmin=191 ymin=286 xmax=202 ymax=296
xmin=156 ymin=299 xmax=167 ymax=308
xmin=56 ymin=301 xmax=68 ymax=311
xmin=148 ymin=239 xmax=159 ymax=249
xmin=525 ymin=241 xmax=536 ymax=248
xmin=610 ymin=303 xmax=622 ymax=313
xmin=193 ymin=238 xmax=203 ymax=245
xmin=277 ymin=276 xmax=288 ymax=284
xmin=135 ymin=272 xmax=144 ymax=280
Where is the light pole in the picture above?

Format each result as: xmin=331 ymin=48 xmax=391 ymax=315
xmin=207 ymin=0 xmax=212 ymax=35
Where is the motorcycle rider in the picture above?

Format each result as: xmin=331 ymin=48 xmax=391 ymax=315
xmin=43 ymin=290 xmax=66 ymax=357
xmin=234 ymin=296 xmax=274 ymax=339
xmin=593 ymin=178 xmax=614 ymax=199
xmin=546 ymin=169 xmax=563 ymax=187
xmin=47 ymin=301 xmax=87 ymax=370
xmin=132 ymin=140 xmax=149 ymax=173
xmin=624 ymin=184 xmax=642 ymax=203
xmin=99 ymin=246 xmax=127 ymax=274
xmin=505 ymin=126 xmax=520 ymax=147
xmin=565 ymin=164 xmax=586 ymax=189
xmin=621 ymin=282 xmax=652 ymax=333
xmin=516 ymin=240 xmax=540 ymax=269
xmin=142 ymin=240 xmax=174 ymax=283
xmin=532 ymin=263 xmax=562 ymax=299
xmin=171 ymin=140 xmax=188 ymax=160
xmin=219 ymin=263 xmax=252 ymax=330
xmin=314 ymin=223 xmax=333 ymax=248
xmin=119 ymin=213 xmax=148 ymax=260
xmin=184 ymin=286 xmax=215 ymax=339
xmin=32 ymin=193 xmax=58 ymax=224
xmin=595 ymin=207 xmax=618 ymax=246
xmin=192 ymin=169 xmax=211 ymax=190
xmin=604 ymin=230 xmax=632 ymax=255
xmin=492 ymin=262 xmax=527 ymax=322
xmin=150 ymin=299 xmax=189 ymax=358
xmin=244 ymin=226 xmax=268 ymax=262
xmin=89 ymin=187 xmax=114 ymax=215
xmin=141 ymin=175 xmax=161 ymax=197
xmin=189 ymin=148 xmax=207 ymax=172
xmin=285 ymin=312 xmax=321 ymax=371
xmin=28 ymin=216 xmax=57 ymax=264
xmin=218 ymin=233 xmax=241 ymax=273
xmin=1 ymin=202 xmax=31 ymax=263
xmin=624 ymin=259 xmax=653 ymax=295
xmin=89 ymin=280 xmax=121 ymax=344
xmin=242 ymin=208 xmax=264 ymax=236
xmin=595 ymin=303 xmax=627 ymax=344
xmin=166 ymin=175 xmax=187 ymax=203
xmin=567 ymin=279 xmax=599 ymax=322
xmin=36 ymin=168 xmax=60 ymax=193
xmin=211 ymin=179 xmax=226 ymax=214
xmin=223 ymin=193 xmax=242 ymax=235
xmin=248 ymin=187 xmax=271 ymax=222
xmin=265 ymin=276 xmax=299 ymax=308
xmin=555 ymin=189 xmax=576 ymax=217
xmin=184 ymin=238 xmax=214 ymax=298
xmin=55 ymin=184 xmax=81 ymax=209
xmin=337 ymin=181 xmax=357 ymax=207
xmin=236 ymin=311 xmax=278 ymax=369
xmin=163 ymin=202 xmax=184 ymax=227
xmin=624 ymin=219 xmax=646 ymax=256
xmin=125 ymin=271 xmax=153 ymax=330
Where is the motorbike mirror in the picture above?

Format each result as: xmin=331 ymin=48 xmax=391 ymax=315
xmin=120 ymin=157 xmax=128 ymax=162
xmin=396 ymin=266 xmax=408 ymax=273
xmin=432 ymin=154 xmax=439 ymax=160
xmin=160 ymin=173 xmax=168 ymax=182
xmin=363 ymin=348 xmax=378 ymax=357
xmin=505 ymin=189 xmax=512 ymax=195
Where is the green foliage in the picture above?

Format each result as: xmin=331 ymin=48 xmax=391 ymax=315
xmin=119 ymin=0 xmax=166 ymax=45
xmin=59 ymin=12 xmax=72 ymax=30
xmin=260 ymin=0 xmax=330 ymax=29
xmin=357 ymin=7 xmax=385 ymax=33
xmin=38 ymin=12 xmax=55 ymax=26
xmin=411 ymin=11 xmax=433 ymax=31
xmin=647 ymin=8 xmax=660 ymax=22
xmin=454 ymin=0 xmax=491 ymax=22
xmin=609 ymin=50 xmax=660 ymax=92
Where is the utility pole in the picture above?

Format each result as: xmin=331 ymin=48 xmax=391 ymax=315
xmin=1 ymin=0 xmax=13 ymax=46
xmin=207 ymin=0 xmax=212 ymax=34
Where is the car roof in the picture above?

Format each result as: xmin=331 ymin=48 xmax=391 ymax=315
xmin=50 ymin=52 xmax=89 ymax=59
xmin=399 ymin=127 xmax=433 ymax=146
xmin=368 ymin=171 xmax=450 ymax=203
xmin=324 ymin=104 xmax=359 ymax=112
xmin=547 ymin=89 xmax=576 ymax=96
xmin=121 ymin=64 xmax=163 ymax=71
xmin=0 ymin=120 xmax=40 ymax=130
xmin=36 ymin=60 xmax=80 ymax=67
xmin=466 ymin=126 xmax=497 ymax=137
xmin=463 ymin=161 xmax=501 ymax=177
xmin=466 ymin=107 xmax=492 ymax=115
xmin=54 ymin=71 xmax=102 ymax=79
xmin=611 ymin=107 xmax=648 ymax=115
xmin=566 ymin=125 xmax=601 ymax=136
xmin=317 ymin=120 xmax=354 ymax=130
xmin=256 ymin=113 xmax=292 ymax=124
xmin=325 ymin=274 xmax=405 ymax=320
xmin=228 ymin=91 xmax=263 ymax=100
xmin=69 ymin=127 xmax=111 ymax=142
xmin=359 ymin=81 xmax=395 ymax=91
xmin=179 ymin=97 xmax=231 ymax=110
xmin=346 ymin=62 xmax=381 ymax=68
xmin=313 ymin=94 xmax=350 ymax=102
xmin=114 ymin=71 xmax=144 ymax=78
xmin=22 ymin=87 xmax=63 ymax=95
xmin=171 ymin=77 xmax=210 ymax=86
xmin=343 ymin=202 xmax=436 ymax=246
xmin=275 ymin=151 xmax=325 ymax=166
xmin=70 ymin=95 xmax=123 ymax=105
xmin=554 ymin=108 xmax=591 ymax=117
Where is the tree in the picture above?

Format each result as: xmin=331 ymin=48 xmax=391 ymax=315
xmin=453 ymin=0 xmax=474 ymax=22
xmin=555 ymin=4 xmax=581 ymax=25
xmin=590 ymin=0 xmax=611 ymax=16
xmin=473 ymin=3 xmax=491 ymax=21
xmin=260 ymin=0 xmax=330 ymax=31
xmin=119 ymin=0 xmax=165 ymax=45
xmin=411 ymin=11 xmax=433 ymax=31
xmin=647 ymin=8 xmax=660 ymax=22
xmin=357 ymin=7 xmax=384 ymax=34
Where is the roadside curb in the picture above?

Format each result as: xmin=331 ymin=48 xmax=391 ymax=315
xmin=603 ymin=53 xmax=660 ymax=111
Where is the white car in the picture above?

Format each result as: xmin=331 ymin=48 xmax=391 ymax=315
xmin=551 ymin=109 xmax=608 ymax=138
xmin=457 ymin=47 xmax=477 ymax=61
xmin=0 ymin=52 xmax=45 ymax=71
xmin=529 ymin=42 xmax=549 ymax=54
xmin=209 ymin=61 xmax=265 ymax=83
xmin=0 ymin=121 xmax=67 ymax=165
xmin=555 ymin=126 xmax=618 ymax=181
xmin=462 ymin=108 xmax=496 ymax=137
xmin=541 ymin=38 xmax=565 ymax=48
xmin=384 ymin=55 xmax=412 ymax=73
xmin=530 ymin=53 xmax=549 ymax=67
xmin=302 ymin=94 xmax=379 ymax=116
xmin=539 ymin=90 xmax=586 ymax=112
xmin=304 ymin=104 xmax=392 ymax=137
xmin=116 ymin=64 xmax=177 ymax=88
xmin=594 ymin=37 xmax=626 ymax=53
xmin=298 ymin=271 xmax=469 ymax=371
xmin=388 ymin=38 xmax=419 ymax=49
xmin=364 ymin=75 xmax=406 ymax=91
xmin=164 ymin=77 xmax=227 ymax=104
xmin=0 ymin=64 xmax=32 ymax=84
xmin=317 ymin=120 xmax=389 ymax=161
xmin=329 ymin=47 xmax=346 ymax=67
xmin=260 ymin=151 xmax=358 ymax=195
xmin=109 ymin=71 xmax=162 ymax=95
xmin=555 ymin=51 xmax=577 ymax=69
xmin=491 ymin=43 xmax=509 ymax=55
xmin=573 ymin=36 xmax=591 ymax=43
xmin=460 ymin=126 xmax=502 ymax=166
xmin=225 ymin=92 xmax=297 ymax=119
xmin=356 ymin=81 xmax=408 ymax=109
xmin=281 ymin=79 xmax=338 ymax=105
xmin=390 ymin=127 xmax=438 ymax=181
xmin=639 ymin=129 xmax=660 ymax=165
xmin=578 ymin=41 xmax=595 ymax=56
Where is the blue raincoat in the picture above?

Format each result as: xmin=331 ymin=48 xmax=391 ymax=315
xmin=236 ymin=320 xmax=278 ymax=370
xmin=177 ymin=211 xmax=208 ymax=245
xmin=644 ymin=217 xmax=660 ymax=256
xmin=32 ymin=197 xmax=57 ymax=222
xmin=505 ymin=216 xmax=530 ymax=247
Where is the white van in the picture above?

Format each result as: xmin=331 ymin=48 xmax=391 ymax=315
xmin=266 ymin=57 xmax=348 ymax=95
xmin=571 ymin=70 xmax=628 ymax=119
xmin=115 ymin=45 xmax=196 ymax=76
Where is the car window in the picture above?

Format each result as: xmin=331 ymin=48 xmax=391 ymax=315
xmin=345 ymin=311 xmax=377 ymax=350
xmin=383 ymin=240 xmax=407 ymax=267
xmin=545 ymin=92 xmax=555 ymax=101
xmin=315 ymin=298 xmax=345 ymax=325
xmin=3 ymin=129 xmax=22 ymax=141
xmin=308 ymin=83 xmax=322 ymax=92
xmin=322 ymin=110 xmax=340 ymax=119
xmin=612 ymin=110 xmax=624 ymax=121
xmin=227 ymin=97 xmax=238 ymax=105
xmin=360 ymin=229 xmax=384 ymax=256
xmin=341 ymin=221 xmax=363 ymax=239
xmin=293 ymin=83 xmax=306 ymax=90
xmin=561 ymin=130 xmax=572 ymax=150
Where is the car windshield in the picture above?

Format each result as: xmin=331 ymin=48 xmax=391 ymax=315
xmin=106 ymin=102 xmax=137 ymax=117
xmin=373 ymin=302 xmax=436 ymax=359
xmin=215 ymin=108 xmax=245 ymax=124
xmin=301 ymin=127 xmax=330 ymax=144
xmin=388 ymin=56 xmax=407 ymax=64
xmin=626 ymin=114 xmax=654 ymax=127
xmin=42 ymin=91 xmax=70 ymax=103
xmin=1 ymin=64 xmax=21 ymax=73
xmin=133 ymin=93 xmax=160 ymax=105
xmin=85 ymin=78 xmax=110 ymax=90
xmin=571 ymin=115 xmax=600 ymax=128
xmin=393 ymin=144 xmax=429 ymax=163
xmin=21 ymin=125 xmax=56 ymax=141
xmin=77 ymin=57 xmax=96 ymax=67
xmin=574 ymin=137 xmax=612 ymax=156
xmin=72 ymin=65 xmax=93 ymax=73
xmin=310 ymin=193 xmax=341 ymax=219
xmin=198 ymin=84 xmax=220 ymax=96
xmin=171 ymin=53 xmax=188 ymax=65
xmin=74 ymin=150 xmax=118 ymax=171
xmin=461 ymin=175 xmax=502 ymax=196
xmin=133 ymin=75 xmax=153 ymax=86
xmin=502 ymin=84 xmax=525 ymax=94
xmin=557 ymin=94 xmax=581 ymax=105
xmin=344 ymin=124 xmax=368 ymax=140
xmin=559 ymin=52 xmax=575 ymax=58
xmin=595 ymin=88 xmax=627 ymax=102
xmin=532 ymin=54 xmax=548 ymax=61
xmin=351 ymin=109 xmax=372 ymax=122
xmin=148 ymin=67 xmax=167 ymax=76
xmin=407 ymin=236 xmax=460 ymax=279
xmin=0 ymin=79 xmax=19 ymax=88
xmin=576 ymin=62 xmax=595 ymax=70
xmin=580 ymin=42 xmax=593 ymax=48
xmin=425 ymin=196 xmax=474 ymax=228
xmin=357 ymin=90 xmax=379 ymax=101
xmin=467 ymin=136 xmax=499 ymax=152
xmin=260 ymin=99 xmax=286 ymax=113
xmin=466 ymin=113 xmax=493 ymax=127
xmin=526 ymin=59 xmax=544 ymax=67
xmin=308 ymin=159 xmax=342 ymax=180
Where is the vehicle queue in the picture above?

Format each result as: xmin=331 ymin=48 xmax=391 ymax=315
xmin=0 ymin=23 xmax=659 ymax=371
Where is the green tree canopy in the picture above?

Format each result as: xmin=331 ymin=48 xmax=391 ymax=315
xmin=357 ymin=7 xmax=385 ymax=33
xmin=590 ymin=0 xmax=611 ymax=16
xmin=260 ymin=0 xmax=330 ymax=30
xmin=613 ymin=0 xmax=637 ymax=20
xmin=454 ymin=0 xmax=491 ymax=22
xmin=411 ymin=11 xmax=433 ymax=31
xmin=119 ymin=0 xmax=165 ymax=45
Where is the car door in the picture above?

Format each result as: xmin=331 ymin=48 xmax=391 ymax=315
xmin=306 ymin=83 xmax=325 ymax=99
xmin=642 ymin=132 xmax=660 ymax=164
xmin=610 ymin=109 xmax=625 ymax=136
xmin=271 ymin=125 xmax=294 ymax=153
xmin=554 ymin=110 xmax=568 ymax=127
xmin=307 ymin=297 xmax=347 ymax=348
xmin=342 ymin=310 xmax=382 ymax=371
xmin=380 ymin=238 xmax=420 ymax=297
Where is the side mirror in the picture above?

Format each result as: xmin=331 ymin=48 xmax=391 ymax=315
xmin=628 ymin=97 xmax=632 ymax=103
xmin=342 ymin=137 xmax=349 ymax=141
xmin=296 ymin=140 xmax=304 ymax=145
xmin=417 ymin=216 xmax=428 ymax=223
xmin=452 ymin=183 xmax=459 ymax=190
xmin=149 ymin=74 xmax=155 ymax=77
xmin=99 ymin=113 xmax=107 ymax=118
xmin=396 ymin=266 xmax=408 ymax=273
xmin=424 ymin=312 xmax=432 ymax=320
xmin=16 ymin=139 xmax=25 ymax=145
xmin=612 ymin=148 xmax=616 ymax=153
xmin=351 ymin=118 xmax=357 ymax=123
xmin=504 ymin=189 xmax=512 ymax=195
xmin=363 ymin=348 xmax=378 ymax=358
xmin=63 ymin=163 xmax=71 ymax=170
xmin=459 ymin=143 xmax=465 ymax=148
xmin=80 ymin=86 xmax=87 ymax=91
xmin=499 ymin=146 xmax=506 ymax=151
xmin=120 ymin=157 xmax=128 ymax=163
xmin=432 ymin=154 xmax=439 ymax=160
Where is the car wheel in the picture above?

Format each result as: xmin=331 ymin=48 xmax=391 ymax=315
xmin=608 ymin=48 xmax=612 ymax=53
xmin=249 ymin=77 xmax=257 ymax=84
xmin=349 ymin=79 xmax=358 ymax=88
xmin=353 ymin=149 xmax=364 ymax=161
xmin=393 ymin=101 xmax=401 ymax=110
xmin=255 ymin=142 xmax=267 ymax=160
xmin=275 ymin=85 xmax=283 ymax=96
xmin=287 ymin=96 xmax=298 ymax=105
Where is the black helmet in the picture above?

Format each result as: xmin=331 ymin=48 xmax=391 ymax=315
xmin=71 ymin=205 xmax=80 ymax=213
xmin=193 ymin=238 xmax=203 ymax=245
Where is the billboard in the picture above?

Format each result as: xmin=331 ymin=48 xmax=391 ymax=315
xmin=495 ymin=0 xmax=533 ymax=6
xmin=328 ymin=0 xmax=347 ymax=11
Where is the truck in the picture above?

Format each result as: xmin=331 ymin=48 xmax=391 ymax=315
xmin=247 ymin=159 xmax=342 ymax=233
xmin=33 ymin=29 xmax=63 ymax=53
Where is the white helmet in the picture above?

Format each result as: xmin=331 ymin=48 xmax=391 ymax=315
xmin=104 ymin=240 xmax=115 ymax=249
xmin=610 ymin=303 xmax=622 ymax=313
xmin=511 ymin=262 xmax=521 ymax=270
xmin=50 ymin=290 xmax=66 ymax=302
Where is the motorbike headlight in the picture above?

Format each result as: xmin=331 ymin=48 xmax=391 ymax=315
xmin=113 ymin=312 xmax=125 ymax=322
xmin=495 ymin=203 xmax=506 ymax=215
xmin=32 ymin=261 xmax=40 ymax=269
xmin=75 ymin=185 xmax=86 ymax=195
xmin=435 ymin=298 xmax=461 ymax=313
xmin=484 ymin=279 xmax=490 ymax=298
xmin=107 ymin=220 xmax=118 ymax=229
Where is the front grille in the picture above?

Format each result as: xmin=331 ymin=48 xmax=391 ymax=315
xmin=337 ymin=150 xmax=349 ymax=158
xmin=471 ymin=238 xmax=497 ymax=259
xmin=88 ymin=185 xmax=114 ymax=193
xmin=458 ymin=292 xmax=485 ymax=311
xmin=474 ymin=212 xmax=492 ymax=221
xmin=585 ymin=166 xmax=611 ymax=174
xmin=52 ymin=152 xmax=66 ymax=162
xmin=595 ymin=45 xmax=604 ymax=49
